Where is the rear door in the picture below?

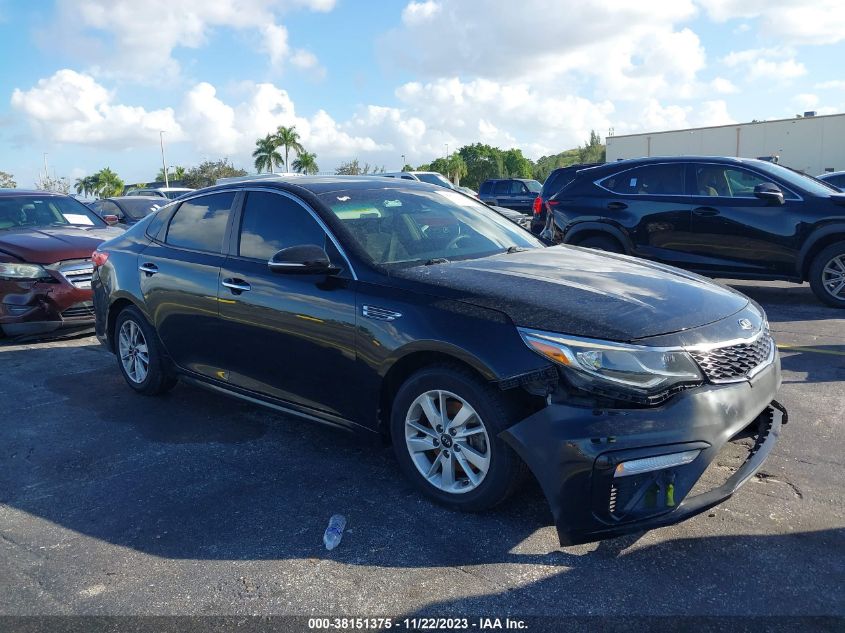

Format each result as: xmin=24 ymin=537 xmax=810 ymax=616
xmin=138 ymin=191 xmax=236 ymax=377
xmin=216 ymin=189 xmax=359 ymax=422
xmin=686 ymin=162 xmax=802 ymax=276
xmin=593 ymin=163 xmax=694 ymax=265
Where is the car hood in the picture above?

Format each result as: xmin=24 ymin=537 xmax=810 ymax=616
xmin=0 ymin=226 xmax=124 ymax=264
xmin=394 ymin=246 xmax=749 ymax=341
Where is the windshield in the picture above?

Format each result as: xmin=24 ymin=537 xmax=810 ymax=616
xmin=415 ymin=173 xmax=455 ymax=189
xmin=0 ymin=195 xmax=106 ymax=229
xmin=162 ymin=190 xmax=191 ymax=199
xmin=319 ymin=187 xmax=542 ymax=267
xmin=118 ymin=198 xmax=164 ymax=220
xmin=747 ymin=160 xmax=839 ymax=197
xmin=524 ymin=180 xmax=542 ymax=193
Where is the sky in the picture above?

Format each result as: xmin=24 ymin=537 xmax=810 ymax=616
xmin=1 ymin=0 xmax=844 ymax=187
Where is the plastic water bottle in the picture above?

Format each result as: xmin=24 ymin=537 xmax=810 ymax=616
xmin=323 ymin=514 xmax=347 ymax=550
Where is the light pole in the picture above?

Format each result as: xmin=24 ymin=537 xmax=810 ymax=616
xmin=401 ymin=154 xmax=406 ymax=169
xmin=445 ymin=143 xmax=449 ymax=158
xmin=43 ymin=153 xmax=49 ymax=183
xmin=159 ymin=131 xmax=169 ymax=188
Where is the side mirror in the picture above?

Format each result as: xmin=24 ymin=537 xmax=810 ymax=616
xmin=103 ymin=214 xmax=119 ymax=226
xmin=753 ymin=183 xmax=784 ymax=205
xmin=268 ymin=245 xmax=341 ymax=275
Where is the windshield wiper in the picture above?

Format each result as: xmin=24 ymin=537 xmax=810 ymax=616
xmin=506 ymin=246 xmax=527 ymax=254
xmin=424 ymin=258 xmax=450 ymax=265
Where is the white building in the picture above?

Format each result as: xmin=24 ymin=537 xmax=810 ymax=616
xmin=605 ymin=112 xmax=845 ymax=176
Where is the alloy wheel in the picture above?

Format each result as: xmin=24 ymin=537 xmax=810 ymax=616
xmin=404 ymin=390 xmax=491 ymax=494
xmin=118 ymin=319 xmax=150 ymax=384
xmin=822 ymin=254 xmax=845 ymax=300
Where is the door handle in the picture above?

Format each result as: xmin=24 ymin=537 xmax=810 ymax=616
xmin=693 ymin=207 xmax=720 ymax=217
xmin=222 ymin=278 xmax=251 ymax=293
xmin=607 ymin=201 xmax=628 ymax=210
xmin=138 ymin=263 xmax=158 ymax=275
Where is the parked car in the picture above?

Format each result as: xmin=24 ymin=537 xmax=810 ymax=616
xmin=380 ymin=171 xmax=456 ymax=190
xmin=456 ymin=185 xmax=478 ymax=197
xmin=93 ymin=176 xmax=785 ymax=545
xmin=89 ymin=196 xmax=166 ymax=227
xmin=0 ymin=190 xmax=123 ymax=337
xmin=531 ymin=163 xmax=601 ymax=234
xmin=478 ymin=178 xmax=542 ymax=213
xmin=818 ymin=171 xmax=845 ymax=191
xmin=541 ymin=156 xmax=845 ymax=308
xmin=125 ymin=187 xmax=194 ymax=199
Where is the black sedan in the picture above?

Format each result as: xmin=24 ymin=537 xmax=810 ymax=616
xmin=89 ymin=196 xmax=165 ymax=227
xmin=92 ymin=176 xmax=785 ymax=545
xmin=541 ymin=156 xmax=845 ymax=307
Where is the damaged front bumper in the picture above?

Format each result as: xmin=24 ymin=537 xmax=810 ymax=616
xmin=500 ymin=360 xmax=785 ymax=545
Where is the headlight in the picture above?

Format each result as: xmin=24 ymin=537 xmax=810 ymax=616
xmin=0 ymin=263 xmax=50 ymax=280
xmin=518 ymin=327 xmax=703 ymax=401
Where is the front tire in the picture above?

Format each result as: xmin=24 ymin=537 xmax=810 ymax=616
xmin=390 ymin=365 xmax=524 ymax=511
xmin=809 ymin=241 xmax=845 ymax=308
xmin=576 ymin=234 xmax=624 ymax=253
xmin=114 ymin=306 xmax=177 ymax=395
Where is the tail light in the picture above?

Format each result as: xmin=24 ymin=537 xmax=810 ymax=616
xmin=92 ymin=250 xmax=109 ymax=267
xmin=532 ymin=196 xmax=543 ymax=215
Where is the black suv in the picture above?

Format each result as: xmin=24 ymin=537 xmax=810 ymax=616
xmin=530 ymin=163 xmax=601 ymax=234
xmin=478 ymin=178 xmax=542 ymax=212
xmin=92 ymin=176 xmax=784 ymax=545
xmin=541 ymin=156 xmax=845 ymax=307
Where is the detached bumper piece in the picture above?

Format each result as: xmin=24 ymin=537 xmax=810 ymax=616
xmin=501 ymin=384 xmax=786 ymax=545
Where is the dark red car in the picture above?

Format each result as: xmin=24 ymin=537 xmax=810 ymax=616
xmin=0 ymin=190 xmax=123 ymax=337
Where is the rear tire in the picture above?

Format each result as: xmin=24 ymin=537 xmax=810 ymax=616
xmin=809 ymin=240 xmax=845 ymax=308
xmin=390 ymin=364 xmax=525 ymax=512
xmin=114 ymin=306 xmax=177 ymax=395
xmin=576 ymin=234 xmax=624 ymax=253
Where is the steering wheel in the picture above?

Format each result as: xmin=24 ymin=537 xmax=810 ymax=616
xmin=445 ymin=233 xmax=473 ymax=250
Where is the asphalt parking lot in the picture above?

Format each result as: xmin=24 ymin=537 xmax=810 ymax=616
xmin=1 ymin=280 xmax=843 ymax=619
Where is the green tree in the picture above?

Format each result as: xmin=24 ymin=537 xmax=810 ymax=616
xmin=457 ymin=143 xmax=504 ymax=190
xmin=502 ymin=148 xmax=533 ymax=179
xmin=532 ymin=148 xmax=580 ymax=182
xmin=36 ymin=173 xmax=71 ymax=194
xmin=578 ymin=130 xmax=606 ymax=164
xmin=0 ymin=170 xmax=17 ymax=188
xmin=156 ymin=165 xmax=187 ymax=182
xmin=182 ymin=159 xmax=248 ymax=188
xmin=253 ymin=135 xmax=283 ymax=173
xmin=74 ymin=175 xmax=98 ymax=196
xmin=401 ymin=164 xmax=414 ymax=172
xmin=93 ymin=167 xmax=124 ymax=197
xmin=445 ymin=154 xmax=468 ymax=185
xmin=274 ymin=125 xmax=304 ymax=172
xmin=292 ymin=151 xmax=319 ymax=174
xmin=427 ymin=157 xmax=450 ymax=175
xmin=335 ymin=159 xmax=383 ymax=175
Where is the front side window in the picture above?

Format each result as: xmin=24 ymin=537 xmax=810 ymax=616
xmin=318 ymin=187 xmax=542 ymax=267
xmin=238 ymin=191 xmax=326 ymax=261
xmin=524 ymin=180 xmax=542 ymax=193
xmin=493 ymin=181 xmax=510 ymax=195
xmin=0 ymin=195 xmax=105 ymax=230
xmin=165 ymin=192 xmax=235 ymax=253
xmin=600 ymin=164 xmax=685 ymax=196
xmin=694 ymin=165 xmax=767 ymax=197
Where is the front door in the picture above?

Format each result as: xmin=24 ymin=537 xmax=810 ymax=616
xmin=138 ymin=191 xmax=236 ymax=377
xmin=686 ymin=163 xmax=800 ymax=276
xmin=216 ymin=190 xmax=359 ymax=422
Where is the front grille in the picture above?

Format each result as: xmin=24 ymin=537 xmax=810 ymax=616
xmin=61 ymin=301 xmax=95 ymax=318
xmin=689 ymin=332 xmax=774 ymax=383
xmin=58 ymin=260 xmax=94 ymax=289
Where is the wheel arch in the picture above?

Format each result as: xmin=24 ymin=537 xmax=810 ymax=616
xmin=563 ymin=221 xmax=633 ymax=254
xmin=799 ymin=225 xmax=845 ymax=280
xmin=105 ymin=294 xmax=148 ymax=352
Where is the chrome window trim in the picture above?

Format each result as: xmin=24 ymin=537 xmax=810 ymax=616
xmin=240 ymin=187 xmax=358 ymax=281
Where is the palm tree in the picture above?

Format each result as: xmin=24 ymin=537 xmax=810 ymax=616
xmin=93 ymin=168 xmax=124 ymax=198
xmin=253 ymin=135 xmax=283 ymax=173
xmin=446 ymin=154 xmax=468 ymax=186
xmin=155 ymin=165 xmax=187 ymax=182
xmin=292 ymin=151 xmax=319 ymax=175
xmin=274 ymin=125 xmax=304 ymax=172
xmin=74 ymin=175 xmax=99 ymax=197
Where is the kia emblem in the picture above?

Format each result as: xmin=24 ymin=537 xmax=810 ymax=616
xmin=738 ymin=318 xmax=753 ymax=330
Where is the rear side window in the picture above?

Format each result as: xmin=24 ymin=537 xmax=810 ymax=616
xmin=543 ymin=170 xmax=577 ymax=197
xmin=165 ymin=192 xmax=235 ymax=253
xmin=493 ymin=181 xmax=510 ymax=195
xmin=600 ymin=164 xmax=685 ymax=196
xmin=238 ymin=191 xmax=326 ymax=261
xmin=479 ymin=181 xmax=493 ymax=194
xmin=824 ymin=174 xmax=845 ymax=188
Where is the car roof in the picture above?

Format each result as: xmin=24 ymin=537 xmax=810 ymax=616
xmin=194 ymin=174 xmax=439 ymax=196
xmin=106 ymin=196 xmax=167 ymax=201
xmin=0 ymin=189 xmax=68 ymax=197
xmin=819 ymin=171 xmax=845 ymax=178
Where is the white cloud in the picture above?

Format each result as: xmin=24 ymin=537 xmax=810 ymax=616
xmin=815 ymin=80 xmax=845 ymax=90
xmin=45 ymin=0 xmax=335 ymax=80
xmin=710 ymin=77 xmax=739 ymax=94
xmin=699 ymin=0 xmax=845 ymax=45
xmin=722 ymin=48 xmax=806 ymax=81
xmin=793 ymin=93 xmax=819 ymax=111
xmin=10 ymin=69 xmax=182 ymax=147
xmin=402 ymin=1 xmax=441 ymax=25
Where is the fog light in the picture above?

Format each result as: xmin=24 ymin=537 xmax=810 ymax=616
xmin=614 ymin=450 xmax=700 ymax=478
